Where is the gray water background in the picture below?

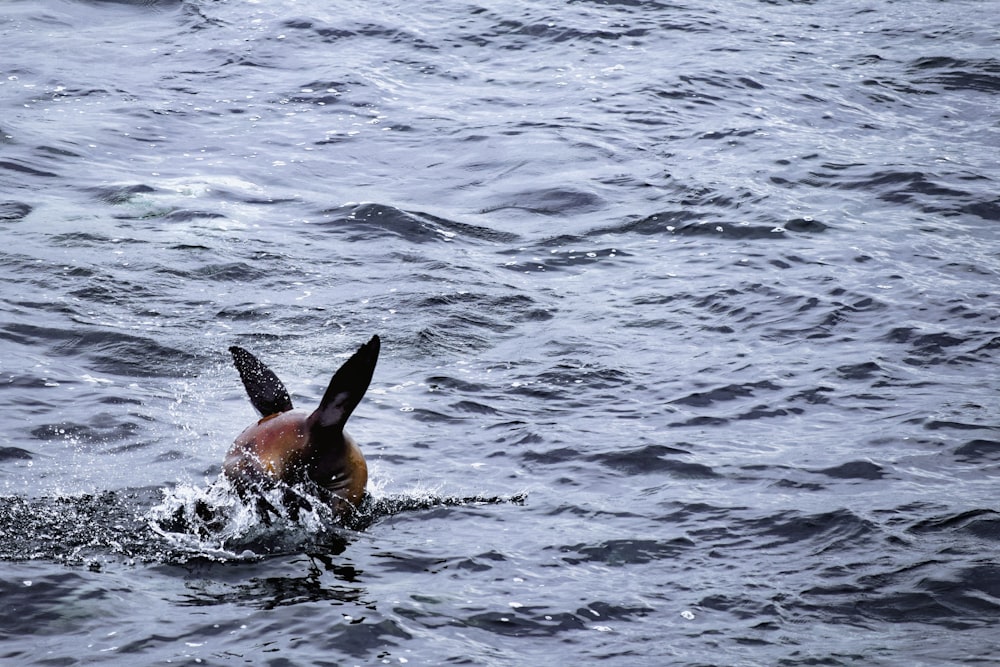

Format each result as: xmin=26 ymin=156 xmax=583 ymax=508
xmin=1 ymin=0 xmax=999 ymax=665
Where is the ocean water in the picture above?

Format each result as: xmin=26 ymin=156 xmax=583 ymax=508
xmin=1 ymin=0 xmax=999 ymax=664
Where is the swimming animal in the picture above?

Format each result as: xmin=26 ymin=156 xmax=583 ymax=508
xmin=225 ymin=335 xmax=380 ymax=518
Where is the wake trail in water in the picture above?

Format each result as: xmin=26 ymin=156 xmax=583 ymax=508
xmin=0 ymin=480 xmax=526 ymax=567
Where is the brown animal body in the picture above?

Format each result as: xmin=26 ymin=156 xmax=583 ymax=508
xmin=224 ymin=336 xmax=380 ymax=516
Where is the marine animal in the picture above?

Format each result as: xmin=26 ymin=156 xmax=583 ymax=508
xmin=225 ymin=335 xmax=380 ymax=518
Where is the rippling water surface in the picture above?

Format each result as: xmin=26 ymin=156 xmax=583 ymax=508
xmin=2 ymin=0 xmax=999 ymax=664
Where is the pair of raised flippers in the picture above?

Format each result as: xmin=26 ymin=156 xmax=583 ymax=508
xmin=225 ymin=336 xmax=379 ymax=519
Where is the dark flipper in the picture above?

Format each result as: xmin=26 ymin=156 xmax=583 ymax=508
xmin=308 ymin=335 xmax=381 ymax=433
xmin=229 ymin=346 xmax=295 ymax=417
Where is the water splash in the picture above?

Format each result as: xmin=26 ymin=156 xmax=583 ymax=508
xmin=0 ymin=480 xmax=526 ymax=567
xmin=149 ymin=476 xmax=528 ymax=554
